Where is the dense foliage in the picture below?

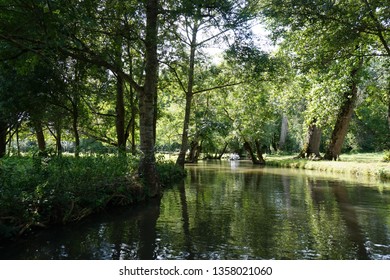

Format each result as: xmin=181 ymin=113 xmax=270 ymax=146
xmin=0 ymin=154 xmax=185 ymax=240
xmin=0 ymin=0 xmax=389 ymax=238
xmin=0 ymin=0 xmax=388 ymax=162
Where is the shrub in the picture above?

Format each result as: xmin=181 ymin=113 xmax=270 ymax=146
xmin=0 ymin=154 xmax=141 ymax=240
xmin=156 ymin=156 xmax=186 ymax=187
xmin=384 ymin=150 xmax=390 ymax=162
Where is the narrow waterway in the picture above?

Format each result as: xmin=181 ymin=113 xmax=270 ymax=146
xmin=1 ymin=161 xmax=389 ymax=260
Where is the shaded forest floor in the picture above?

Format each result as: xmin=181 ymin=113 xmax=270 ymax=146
xmin=266 ymin=152 xmax=390 ymax=181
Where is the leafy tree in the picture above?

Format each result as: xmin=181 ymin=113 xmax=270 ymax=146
xmin=161 ymin=0 xmax=258 ymax=167
xmin=0 ymin=0 xmax=160 ymax=195
xmin=262 ymin=0 xmax=390 ymax=160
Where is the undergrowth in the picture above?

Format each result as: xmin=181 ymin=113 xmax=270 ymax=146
xmin=0 ymin=154 xmax=187 ymax=241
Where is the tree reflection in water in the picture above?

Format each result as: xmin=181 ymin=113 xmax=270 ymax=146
xmin=1 ymin=161 xmax=389 ymax=260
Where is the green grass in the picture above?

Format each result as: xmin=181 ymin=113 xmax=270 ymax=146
xmin=266 ymin=152 xmax=390 ymax=181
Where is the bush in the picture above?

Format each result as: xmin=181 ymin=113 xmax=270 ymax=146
xmin=384 ymin=150 xmax=390 ymax=162
xmin=0 ymin=154 xmax=187 ymax=241
xmin=0 ymin=154 xmax=142 ymax=240
xmin=156 ymin=157 xmax=187 ymax=187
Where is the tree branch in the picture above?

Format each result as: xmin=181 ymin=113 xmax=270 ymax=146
xmin=193 ymin=81 xmax=243 ymax=95
xmin=360 ymin=0 xmax=390 ymax=56
xmin=160 ymin=61 xmax=188 ymax=94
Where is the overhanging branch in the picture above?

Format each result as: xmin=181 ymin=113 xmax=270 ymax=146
xmin=192 ymin=81 xmax=243 ymax=95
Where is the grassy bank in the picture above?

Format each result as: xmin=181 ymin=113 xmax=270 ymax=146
xmin=266 ymin=152 xmax=390 ymax=181
xmin=0 ymin=155 xmax=185 ymax=241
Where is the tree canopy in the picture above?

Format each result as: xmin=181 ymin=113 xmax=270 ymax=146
xmin=0 ymin=0 xmax=389 ymax=188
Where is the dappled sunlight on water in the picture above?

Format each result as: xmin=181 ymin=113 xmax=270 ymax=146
xmin=1 ymin=161 xmax=389 ymax=260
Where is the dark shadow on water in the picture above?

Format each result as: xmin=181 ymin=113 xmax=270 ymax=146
xmin=331 ymin=182 xmax=370 ymax=260
xmin=0 ymin=198 xmax=162 ymax=260
xmin=178 ymin=180 xmax=194 ymax=259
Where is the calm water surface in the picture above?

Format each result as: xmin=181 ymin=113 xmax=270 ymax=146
xmin=1 ymin=161 xmax=390 ymax=260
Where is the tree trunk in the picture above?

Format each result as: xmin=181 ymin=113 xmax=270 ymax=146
xmin=387 ymin=86 xmax=390 ymax=133
xmin=254 ymin=140 xmax=266 ymax=165
xmin=244 ymin=140 xmax=265 ymax=164
xmin=187 ymin=140 xmax=200 ymax=163
xmin=56 ymin=125 xmax=63 ymax=156
xmin=34 ymin=121 xmax=46 ymax=153
xmin=128 ymin=59 xmax=138 ymax=155
xmin=116 ymin=74 xmax=126 ymax=153
xmin=187 ymin=140 xmax=197 ymax=163
xmin=16 ymin=125 xmax=21 ymax=156
xmin=72 ymin=107 xmax=80 ymax=157
xmin=279 ymin=114 xmax=288 ymax=150
xmin=129 ymin=85 xmax=137 ymax=155
xmin=72 ymin=62 xmax=82 ymax=157
xmin=138 ymin=0 xmax=159 ymax=197
xmin=217 ymin=142 xmax=228 ymax=159
xmin=177 ymin=92 xmax=193 ymax=167
xmin=176 ymin=20 xmax=199 ymax=168
xmin=0 ymin=120 xmax=7 ymax=158
xmin=324 ymin=64 xmax=361 ymax=161
xmin=299 ymin=121 xmax=322 ymax=159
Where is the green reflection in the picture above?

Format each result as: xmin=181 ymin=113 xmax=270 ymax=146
xmin=1 ymin=161 xmax=389 ymax=259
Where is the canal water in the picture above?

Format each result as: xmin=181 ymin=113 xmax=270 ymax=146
xmin=1 ymin=161 xmax=389 ymax=260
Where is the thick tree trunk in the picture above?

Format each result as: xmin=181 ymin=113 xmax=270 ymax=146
xmin=34 ymin=121 xmax=46 ymax=153
xmin=254 ymin=140 xmax=266 ymax=165
xmin=244 ymin=140 xmax=265 ymax=165
xmin=244 ymin=141 xmax=257 ymax=164
xmin=138 ymin=0 xmax=159 ymax=197
xmin=187 ymin=139 xmax=202 ymax=163
xmin=116 ymin=74 xmax=126 ymax=153
xmin=298 ymin=121 xmax=322 ymax=159
xmin=176 ymin=21 xmax=198 ymax=168
xmin=0 ymin=120 xmax=7 ymax=158
xmin=324 ymin=64 xmax=361 ymax=161
xmin=279 ymin=114 xmax=288 ymax=150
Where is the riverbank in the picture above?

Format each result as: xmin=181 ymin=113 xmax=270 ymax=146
xmin=0 ymin=155 xmax=185 ymax=242
xmin=265 ymin=152 xmax=390 ymax=181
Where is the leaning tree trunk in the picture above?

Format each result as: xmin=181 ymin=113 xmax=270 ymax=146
xmin=138 ymin=0 xmax=160 ymax=197
xmin=324 ymin=63 xmax=361 ymax=160
xmin=298 ymin=121 xmax=322 ymax=159
xmin=0 ymin=120 xmax=7 ymax=158
xmin=244 ymin=140 xmax=265 ymax=165
xmin=254 ymin=140 xmax=266 ymax=165
xmin=244 ymin=141 xmax=257 ymax=164
xmin=217 ymin=142 xmax=228 ymax=159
